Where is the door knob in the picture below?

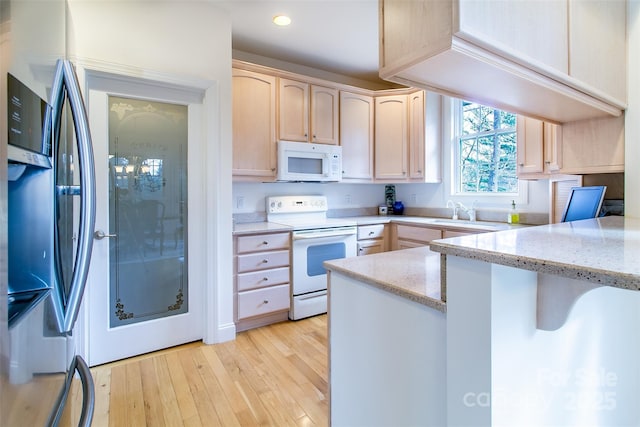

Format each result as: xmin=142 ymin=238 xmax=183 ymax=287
xmin=94 ymin=230 xmax=117 ymax=240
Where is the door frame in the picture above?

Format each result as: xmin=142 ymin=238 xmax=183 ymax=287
xmin=72 ymin=60 xmax=236 ymax=363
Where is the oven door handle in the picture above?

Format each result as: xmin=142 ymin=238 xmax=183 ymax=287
xmin=292 ymin=227 xmax=356 ymax=240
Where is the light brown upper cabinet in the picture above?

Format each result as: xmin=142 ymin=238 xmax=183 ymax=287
xmin=516 ymin=116 xmax=562 ymax=179
xmin=517 ymin=114 xmax=624 ymax=178
xmin=279 ymin=78 xmax=339 ymax=145
xmin=559 ymin=116 xmax=624 ymax=174
xmin=340 ymin=91 xmax=374 ymax=181
xmin=232 ymin=68 xmax=277 ymax=180
xmin=375 ymin=94 xmax=409 ymax=181
xmin=375 ymin=90 xmax=442 ymax=183
xmin=408 ymin=90 xmax=426 ymax=180
xmin=379 ymin=0 xmax=626 ymax=123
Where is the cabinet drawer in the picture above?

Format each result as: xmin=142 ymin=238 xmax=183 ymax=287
xmin=237 ymin=250 xmax=290 ymax=273
xmin=395 ymin=224 xmax=442 ymax=243
xmin=238 ymin=284 xmax=290 ymax=319
xmin=236 ymin=232 xmax=290 ymax=254
xmin=357 ymin=224 xmax=386 ymax=240
xmin=237 ymin=267 xmax=290 ymax=291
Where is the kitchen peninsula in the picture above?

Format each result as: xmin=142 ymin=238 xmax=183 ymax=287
xmin=325 ymin=216 xmax=639 ymax=426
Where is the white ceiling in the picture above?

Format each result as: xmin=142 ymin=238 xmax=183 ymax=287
xmin=213 ymin=0 xmax=392 ymax=87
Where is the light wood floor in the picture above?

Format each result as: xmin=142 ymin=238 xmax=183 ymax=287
xmin=88 ymin=315 xmax=328 ymax=427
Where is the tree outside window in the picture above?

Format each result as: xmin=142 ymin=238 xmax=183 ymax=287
xmin=457 ymin=101 xmax=517 ymax=194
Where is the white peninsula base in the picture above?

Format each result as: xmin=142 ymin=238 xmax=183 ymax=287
xmin=329 ymin=271 xmax=446 ymax=427
xmin=447 ymin=255 xmax=640 ymax=426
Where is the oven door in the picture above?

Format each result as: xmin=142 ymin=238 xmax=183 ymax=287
xmin=291 ymin=226 xmax=357 ymax=295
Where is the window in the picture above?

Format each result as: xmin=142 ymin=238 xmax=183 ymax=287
xmin=455 ymin=100 xmax=518 ymax=194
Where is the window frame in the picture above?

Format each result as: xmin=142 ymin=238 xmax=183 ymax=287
xmin=446 ymin=98 xmax=528 ymax=205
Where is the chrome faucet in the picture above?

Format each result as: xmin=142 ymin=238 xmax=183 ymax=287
xmin=446 ymin=200 xmax=458 ymax=220
xmin=456 ymin=201 xmax=477 ymax=222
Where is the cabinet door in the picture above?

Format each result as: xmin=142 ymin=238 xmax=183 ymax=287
xmin=232 ymin=69 xmax=277 ymax=179
xmin=569 ymin=0 xmax=626 ymax=105
xmin=396 ymin=240 xmax=427 ymax=250
xmin=392 ymin=224 xmax=441 ymax=250
xmin=456 ymin=0 xmax=568 ymax=75
xmin=443 ymin=230 xmax=480 ymax=238
xmin=311 ymin=85 xmax=339 ymax=145
xmin=516 ymin=116 xmax=544 ymax=175
xmin=375 ymin=95 xmax=408 ymax=180
xmin=408 ymin=90 xmax=425 ymax=179
xmin=543 ymin=122 xmax=562 ymax=173
xmin=340 ymin=91 xmax=374 ymax=180
xmin=357 ymin=240 xmax=385 ymax=256
xmin=279 ymin=78 xmax=309 ymax=142
xmin=559 ymin=115 xmax=624 ymax=174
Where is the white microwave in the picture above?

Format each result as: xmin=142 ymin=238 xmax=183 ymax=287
xmin=277 ymin=141 xmax=342 ymax=182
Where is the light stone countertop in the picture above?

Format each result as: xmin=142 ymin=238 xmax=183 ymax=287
xmin=232 ymin=221 xmax=292 ymax=235
xmin=233 ymin=215 xmax=520 ymax=235
xmin=430 ymin=215 xmax=640 ymax=291
xmin=324 ymin=246 xmax=445 ymax=313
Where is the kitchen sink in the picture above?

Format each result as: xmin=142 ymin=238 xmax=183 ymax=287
xmin=431 ymin=218 xmax=508 ymax=231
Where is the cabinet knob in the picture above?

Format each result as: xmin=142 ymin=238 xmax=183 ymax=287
xmin=263 ymin=300 xmax=269 ymax=304
xmin=262 ymin=241 xmax=269 ymax=245
xmin=518 ymin=163 xmax=524 ymax=167
xmin=368 ymin=231 xmax=374 ymax=236
xmin=262 ymin=277 xmax=269 ymax=281
xmin=261 ymin=259 xmax=269 ymax=263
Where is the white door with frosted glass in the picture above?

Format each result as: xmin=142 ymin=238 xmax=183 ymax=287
xmin=86 ymin=86 xmax=203 ymax=366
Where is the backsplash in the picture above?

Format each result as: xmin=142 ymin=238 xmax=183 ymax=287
xmin=232 ymin=180 xmax=551 ymax=225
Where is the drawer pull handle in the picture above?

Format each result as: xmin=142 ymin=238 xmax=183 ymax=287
xmin=368 ymin=231 xmax=374 ymax=236
xmin=262 ymin=277 xmax=269 ymax=281
xmin=263 ymin=300 xmax=269 ymax=304
xmin=262 ymin=259 xmax=269 ymax=263
xmin=262 ymin=241 xmax=269 ymax=245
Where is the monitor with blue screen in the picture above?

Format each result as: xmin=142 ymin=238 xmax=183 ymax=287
xmin=561 ymin=186 xmax=607 ymax=222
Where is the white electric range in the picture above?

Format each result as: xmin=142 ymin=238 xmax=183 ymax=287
xmin=266 ymin=195 xmax=357 ymax=320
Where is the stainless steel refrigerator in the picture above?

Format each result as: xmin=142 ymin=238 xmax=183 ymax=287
xmin=2 ymin=2 xmax=97 ymax=422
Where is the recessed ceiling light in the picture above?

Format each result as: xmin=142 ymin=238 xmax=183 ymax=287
xmin=273 ymin=15 xmax=291 ymax=26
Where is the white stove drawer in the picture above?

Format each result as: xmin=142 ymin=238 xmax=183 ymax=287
xmin=237 ymin=284 xmax=290 ymax=319
xmin=237 ymin=266 xmax=290 ymax=291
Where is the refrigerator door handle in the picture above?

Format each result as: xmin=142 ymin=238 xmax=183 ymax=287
xmin=46 ymin=355 xmax=95 ymax=427
xmin=50 ymin=59 xmax=97 ymax=333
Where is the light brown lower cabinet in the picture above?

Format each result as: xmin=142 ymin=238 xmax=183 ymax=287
xmin=235 ymin=231 xmax=291 ymax=332
xmin=391 ymin=224 xmax=443 ymax=250
xmin=357 ymin=223 xmax=388 ymax=255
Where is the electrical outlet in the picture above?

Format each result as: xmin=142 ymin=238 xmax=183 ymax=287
xmin=236 ymin=196 xmax=244 ymax=209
